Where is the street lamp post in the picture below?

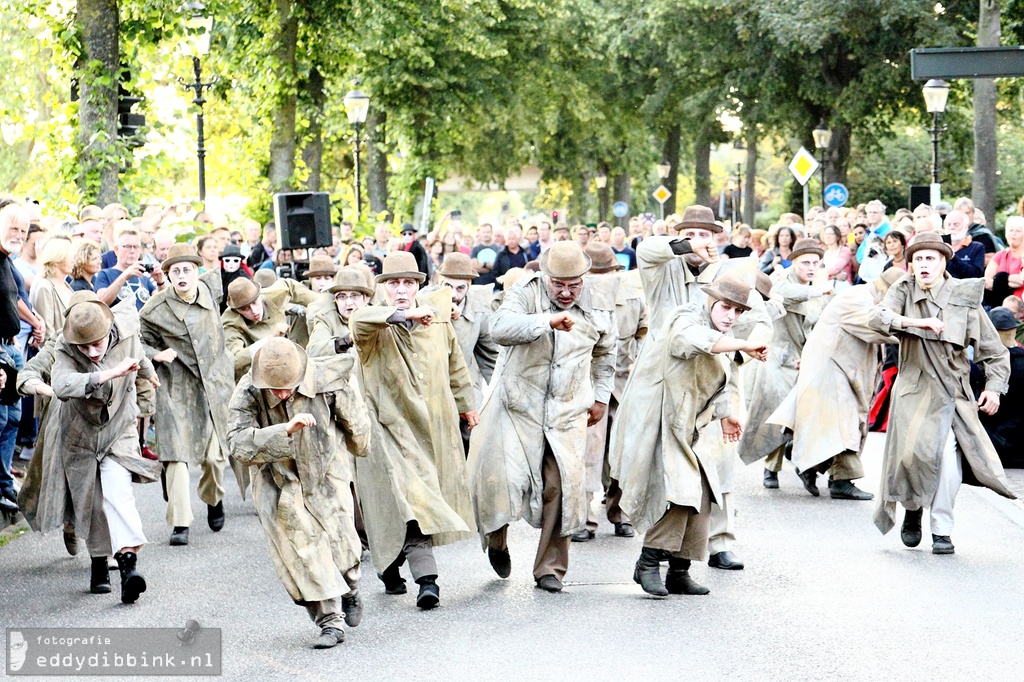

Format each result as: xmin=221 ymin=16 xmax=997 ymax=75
xmin=179 ymin=3 xmax=215 ymax=204
xmin=812 ymin=120 xmax=832 ymax=208
xmin=922 ymin=79 xmax=950 ymax=204
xmin=342 ymin=84 xmax=370 ymax=223
xmin=731 ymin=142 xmax=744 ymax=226
xmin=656 ymin=161 xmax=671 ymax=220
xmin=594 ymin=173 xmax=608 ymax=222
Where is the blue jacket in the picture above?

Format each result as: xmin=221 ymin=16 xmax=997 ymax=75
xmin=946 ymin=241 xmax=986 ymax=279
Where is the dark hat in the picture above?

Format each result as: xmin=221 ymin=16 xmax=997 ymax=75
xmin=400 ymin=223 xmax=417 ymax=234
xmin=677 ymin=205 xmax=723 ymax=233
xmin=63 ymin=291 xmax=114 ymax=345
xmin=789 ymin=238 xmax=825 ymax=261
xmin=220 ymin=244 xmax=243 ymax=260
xmin=227 ymin=278 xmax=261 ymax=310
xmin=376 ymin=251 xmax=426 ymax=283
xmin=303 ymin=255 xmax=338 ymax=280
xmin=435 ymin=252 xmax=476 ymax=280
xmin=161 ymin=243 xmax=203 ymax=272
xmin=701 ymin=274 xmax=752 ymax=312
xmin=252 ymin=338 xmax=308 ymax=390
xmin=584 ymin=242 xmax=622 ymax=273
xmin=989 ymin=306 xmax=1020 ymax=331
xmin=905 ymin=231 xmax=953 ymax=261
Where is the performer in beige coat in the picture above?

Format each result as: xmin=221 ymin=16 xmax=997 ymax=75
xmin=469 ymin=241 xmax=616 ymax=593
xmin=306 ymin=267 xmax=374 ymax=358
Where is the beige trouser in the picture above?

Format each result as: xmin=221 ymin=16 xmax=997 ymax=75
xmin=643 ymin=473 xmax=713 ymax=561
xmin=707 ymin=491 xmax=735 ymax=554
xmin=488 ymin=445 xmax=571 ymax=581
xmin=764 ymin=444 xmax=788 ymax=473
xmin=810 ymin=451 xmax=865 ymax=481
xmin=301 ymin=599 xmax=346 ymax=630
xmin=165 ymin=433 xmax=226 ymax=527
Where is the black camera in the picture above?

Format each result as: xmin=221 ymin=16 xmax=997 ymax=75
xmin=141 ymin=263 xmax=155 ymax=274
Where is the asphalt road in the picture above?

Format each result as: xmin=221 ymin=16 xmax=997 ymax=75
xmin=2 ymin=432 xmax=1024 ymax=681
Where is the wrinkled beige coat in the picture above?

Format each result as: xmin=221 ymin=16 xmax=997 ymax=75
xmin=868 ymin=274 xmax=1014 ymax=533
xmin=617 ymin=304 xmax=734 ymax=533
xmin=16 ymin=337 xmax=65 ymax=533
xmin=738 ymin=268 xmax=828 ymax=465
xmin=306 ymin=304 xmax=351 ymax=358
xmin=469 ymin=272 xmax=616 ymax=537
xmin=350 ymin=288 xmax=477 ymax=571
xmin=227 ymin=355 xmax=370 ymax=602
xmin=424 ymin=283 xmax=499 ymax=408
xmin=768 ymin=283 xmax=895 ymax=472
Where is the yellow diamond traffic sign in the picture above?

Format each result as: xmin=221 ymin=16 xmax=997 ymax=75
xmin=788 ymin=146 xmax=820 ymax=186
xmin=652 ymin=185 xmax=672 ymax=204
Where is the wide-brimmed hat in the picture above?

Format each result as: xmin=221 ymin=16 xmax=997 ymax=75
xmin=161 ymin=243 xmax=203 ymax=272
xmin=376 ymin=251 xmax=425 ymax=284
xmin=220 ymin=244 xmax=243 ymax=260
xmin=435 ymin=252 xmax=476 ymax=280
xmin=252 ymin=269 xmax=277 ymax=288
xmin=875 ymin=267 xmax=905 ymax=294
xmin=328 ymin=267 xmax=374 ymax=296
xmin=677 ymin=205 xmax=723 ymax=233
xmin=539 ymin=241 xmax=591 ymax=279
xmin=303 ymin=254 xmax=337 ymax=280
xmin=63 ymin=291 xmax=114 ymax=345
xmin=701 ymin=274 xmax=752 ymax=312
xmin=251 ymin=338 xmax=308 ymax=390
xmin=227 ymin=278 xmax=261 ymax=310
xmin=755 ymin=272 xmax=773 ymax=301
xmin=989 ymin=306 xmax=1020 ymax=331
xmin=905 ymin=231 xmax=953 ymax=261
xmin=584 ymin=242 xmax=622 ymax=273
xmin=789 ymin=238 xmax=825 ymax=261
xmin=497 ymin=267 xmax=526 ymax=288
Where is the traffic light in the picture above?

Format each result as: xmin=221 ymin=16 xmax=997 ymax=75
xmin=117 ymin=71 xmax=146 ymax=149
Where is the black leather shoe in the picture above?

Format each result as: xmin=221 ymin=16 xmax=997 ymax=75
xmin=571 ymin=529 xmax=595 ymax=542
xmin=932 ymin=534 xmax=955 ymax=555
xmin=90 ymin=556 xmax=111 ymax=594
xmin=207 ymin=502 xmax=225 ymax=532
xmin=169 ymin=527 xmax=189 ymax=546
xmin=901 ymin=508 xmax=923 ymax=548
xmin=763 ymin=469 xmax=779 ymax=489
xmin=796 ymin=468 xmax=820 ymax=497
xmin=416 ymin=577 xmax=440 ymax=610
xmin=378 ymin=562 xmax=407 ymax=595
xmin=708 ymin=551 xmax=744 ymax=570
xmin=341 ymin=590 xmax=363 ymax=627
xmin=613 ymin=522 xmax=635 ymax=538
xmin=665 ymin=558 xmax=709 ymax=595
xmin=633 ymin=547 xmax=668 ymax=597
xmin=535 ymin=575 xmax=563 ymax=592
xmin=114 ymin=551 xmax=146 ymax=604
xmin=488 ymin=546 xmax=512 ymax=579
xmin=829 ymin=479 xmax=874 ymax=500
xmin=312 ymin=627 xmax=344 ymax=649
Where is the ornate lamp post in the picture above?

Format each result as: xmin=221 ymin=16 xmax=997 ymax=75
xmin=179 ymin=2 xmax=215 ymax=203
xmin=731 ymin=141 xmax=745 ymax=225
xmin=922 ymin=79 xmax=951 ymax=192
xmin=342 ymin=85 xmax=370 ymax=223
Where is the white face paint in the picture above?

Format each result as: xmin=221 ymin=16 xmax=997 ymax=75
xmin=310 ymin=275 xmax=334 ymax=293
xmin=221 ymin=256 xmax=241 ymax=273
xmin=168 ymin=263 xmax=198 ymax=295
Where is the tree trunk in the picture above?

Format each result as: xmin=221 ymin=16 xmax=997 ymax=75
xmin=613 ymin=172 xmax=630 ymax=228
xmin=694 ymin=132 xmax=712 ymax=212
xmin=76 ymin=0 xmax=120 ymax=203
xmin=974 ymin=0 xmax=1000 ymax=223
xmin=662 ymin=124 xmax=681 ymax=215
xmin=597 ymin=159 xmax=610 ymax=223
xmin=366 ymin=108 xmax=389 ymax=219
xmin=301 ymin=66 xmax=324 ymax=192
xmin=267 ymin=0 xmax=298 ymax=193
xmin=743 ymin=130 xmax=757 ymax=226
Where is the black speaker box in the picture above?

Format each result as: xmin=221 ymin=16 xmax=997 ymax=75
xmin=909 ymin=185 xmax=931 ymax=211
xmin=273 ymin=192 xmax=332 ymax=250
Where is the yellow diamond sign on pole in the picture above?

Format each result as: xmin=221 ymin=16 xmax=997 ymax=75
xmin=652 ymin=185 xmax=672 ymax=204
xmin=788 ymin=147 xmax=819 ymax=186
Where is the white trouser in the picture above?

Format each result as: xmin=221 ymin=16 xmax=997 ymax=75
xmin=928 ymin=431 xmax=962 ymax=537
xmin=99 ymin=457 xmax=147 ymax=553
xmin=707 ymin=492 xmax=736 ymax=554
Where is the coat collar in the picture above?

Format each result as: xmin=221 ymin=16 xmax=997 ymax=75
xmin=166 ymin=281 xmax=215 ymax=321
xmin=910 ymin=273 xmax=952 ymax=309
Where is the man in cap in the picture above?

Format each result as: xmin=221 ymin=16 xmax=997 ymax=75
xmin=350 ymin=251 xmax=477 ymax=609
xmin=52 ymin=291 xmax=160 ymax=602
xmin=425 ymin=252 xmax=499 ymax=453
xmin=228 ymin=338 xmax=370 ymax=648
xmin=221 ymin=275 xmax=322 ymax=380
xmin=307 ymin=267 xmax=374 ymax=358
xmin=739 ymin=238 xmax=833 ymax=492
xmin=767 ymin=269 xmax=905 ymax=502
xmin=398 ymin=223 xmax=430 ymax=282
xmin=869 ymin=232 xmax=1013 ymax=555
xmin=975 ymin=307 xmax=1024 ymax=466
xmin=619 ymin=275 xmax=767 ymax=597
xmin=139 ymin=244 xmax=237 ymax=546
xmin=575 ymin=242 xmax=647 ymax=541
xmin=469 ymin=241 xmax=616 ymax=593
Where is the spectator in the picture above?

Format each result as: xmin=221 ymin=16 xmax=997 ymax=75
xmin=529 ymin=221 xmax=554 ymax=260
xmin=942 ymin=209 xmax=985 ymax=279
xmin=573 ymin=224 xmax=589 ymax=247
xmin=750 ymin=229 xmax=768 ymax=259
xmin=609 ymin=226 xmax=637 ymax=270
xmin=597 ymin=224 xmax=611 ymax=244
xmin=94 ymin=226 xmax=165 ymax=310
xmin=1003 ymin=295 xmax=1024 ymax=346
xmin=338 ymin=220 xmax=356 ymax=246
xmin=239 ymin=219 xmax=262 ymax=258
xmin=721 ymin=225 xmax=752 ymax=259
xmin=953 ymin=197 xmax=1000 ymax=256
xmin=0 ymin=204 xmax=29 ymax=510
xmin=13 ymin=223 xmax=43 ymax=292
xmin=984 ymin=215 xmax=1024 ymax=306
xmin=821 ymin=225 xmax=852 ymax=287
xmin=70 ymin=240 xmax=103 ymax=292
xmin=399 ymin=224 xmax=430 ymax=282
xmin=973 ymin=307 xmax=1024 ymax=467
xmin=196 ymin=236 xmax=220 ymax=273
xmin=470 ymin=223 xmax=501 ymax=286
xmin=29 ymin=236 xmax=74 ymax=339
xmin=372 ymin=224 xmax=391 ymax=260
xmin=553 ymin=224 xmax=571 ymax=241
xmin=882 ymin=231 xmax=908 ymax=272
xmin=492 ymin=225 xmax=529 ymax=289
xmin=152 ymin=229 xmax=174 ymax=263
xmin=246 ymin=222 xmax=277 ymax=270
xmin=855 ymin=200 xmax=891 ymax=263
xmin=759 ymin=225 xmax=797 ymax=274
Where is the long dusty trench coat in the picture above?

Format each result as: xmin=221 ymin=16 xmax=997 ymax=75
xmin=349 ymin=288 xmax=477 ymax=571
xmin=468 ymin=272 xmax=616 ymax=538
xmin=868 ymin=274 xmax=1014 ymax=533
xmin=768 ymin=283 xmax=895 ymax=473
xmin=227 ymin=355 xmax=369 ymax=602
xmin=423 ymin=283 xmax=499 ymax=409
xmin=738 ymin=267 xmax=828 ymax=465
xmin=50 ymin=304 xmax=161 ymax=556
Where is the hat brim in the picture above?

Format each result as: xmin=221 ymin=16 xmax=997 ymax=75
xmin=435 ymin=271 xmax=476 ymax=280
xmin=701 ymin=285 xmax=752 ymax=312
xmin=303 ymin=269 xmax=338 ymax=280
xmin=327 ymin=283 xmax=374 ymax=296
xmin=789 ymin=246 xmax=825 ymax=261
xmin=228 ymin=282 xmax=262 ymax=310
xmin=539 ymin=249 xmax=592 ymax=280
xmin=251 ymin=345 xmax=308 ymax=390
xmin=905 ymin=241 xmax=953 ymax=261
xmin=63 ymin=302 xmax=115 ymax=345
xmin=375 ymin=270 xmax=426 ymax=284
xmin=588 ymin=262 xmax=623 ymax=273
xmin=161 ymin=255 xmax=203 ymax=272
xmin=678 ymin=221 xmax=723 ymax=234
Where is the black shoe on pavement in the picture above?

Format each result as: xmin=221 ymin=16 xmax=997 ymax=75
xmin=932 ymin=534 xmax=955 ymax=555
xmin=488 ymin=546 xmax=512 ymax=579
xmin=829 ymin=479 xmax=874 ymax=500
xmin=535 ymin=575 xmax=563 ymax=593
xmin=901 ymin=508 xmax=923 ymax=548
xmin=416 ymin=577 xmax=440 ymax=610
xmin=312 ymin=627 xmax=344 ymax=649
xmin=378 ymin=562 xmax=407 ymax=595
xmin=90 ymin=556 xmax=112 ymax=594
xmin=571 ymin=528 xmax=595 ymax=542
xmin=207 ymin=502 xmax=225 ymax=532
xmin=763 ymin=469 xmax=779 ymax=489
xmin=114 ymin=551 xmax=146 ymax=604
xmin=169 ymin=527 xmax=189 ymax=546
xmin=796 ymin=468 xmax=820 ymax=497
xmin=341 ymin=590 xmax=363 ymax=627
xmin=633 ymin=547 xmax=668 ymax=597
xmin=708 ymin=551 xmax=744 ymax=570
xmin=665 ymin=558 xmax=710 ymax=595
xmin=613 ymin=522 xmax=635 ymax=538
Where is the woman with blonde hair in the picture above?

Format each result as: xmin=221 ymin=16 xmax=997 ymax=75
xmin=30 ymin=236 xmax=75 ymax=339
xmin=69 ymin=240 xmax=103 ymax=293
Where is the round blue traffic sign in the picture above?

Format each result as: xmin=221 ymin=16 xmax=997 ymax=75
xmin=612 ymin=201 xmax=629 ymax=218
xmin=824 ymin=183 xmax=849 ymax=207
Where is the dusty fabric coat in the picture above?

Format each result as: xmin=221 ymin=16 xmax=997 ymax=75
xmin=50 ymin=304 xmax=161 ymax=555
xmin=227 ymin=355 xmax=370 ymax=602
xmin=424 ymin=283 xmax=499 ymax=408
xmin=868 ymin=274 xmax=1014 ymax=533
xmin=768 ymin=283 xmax=895 ymax=472
xmin=222 ymin=278 xmax=322 ymax=380
xmin=468 ymin=272 xmax=616 ymax=538
xmin=616 ymin=304 xmax=734 ymax=533
xmin=738 ymin=268 xmax=828 ymax=465
xmin=30 ymin=277 xmax=72 ymax=340
xmin=350 ymin=288 xmax=477 ymax=571
xmin=306 ymin=304 xmax=352 ymax=358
